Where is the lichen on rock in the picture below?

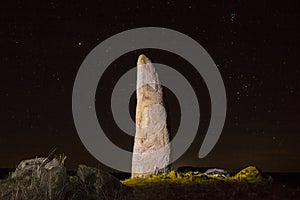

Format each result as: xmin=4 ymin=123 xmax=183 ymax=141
xmin=132 ymin=54 xmax=171 ymax=178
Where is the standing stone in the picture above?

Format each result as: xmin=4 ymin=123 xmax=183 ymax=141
xmin=132 ymin=54 xmax=170 ymax=178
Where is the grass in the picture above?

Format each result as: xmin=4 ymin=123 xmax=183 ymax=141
xmin=0 ymin=175 xmax=43 ymax=200
xmin=1 ymin=165 xmax=299 ymax=200
xmin=122 ymin=166 xmax=265 ymax=186
xmin=120 ymin=166 xmax=299 ymax=200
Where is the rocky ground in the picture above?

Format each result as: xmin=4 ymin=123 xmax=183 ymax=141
xmin=0 ymin=157 xmax=299 ymax=200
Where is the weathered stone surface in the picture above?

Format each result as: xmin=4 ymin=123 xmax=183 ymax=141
xmin=205 ymin=168 xmax=230 ymax=177
xmin=11 ymin=157 xmax=49 ymax=178
xmin=2 ymin=157 xmax=130 ymax=200
xmin=234 ymin=166 xmax=263 ymax=182
xmin=9 ymin=157 xmax=67 ymax=200
xmin=77 ymin=164 xmax=124 ymax=199
xmin=132 ymin=54 xmax=170 ymax=178
xmin=40 ymin=158 xmax=68 ymax=200
xmin=44 ymin=157 xmax=61 ymax=170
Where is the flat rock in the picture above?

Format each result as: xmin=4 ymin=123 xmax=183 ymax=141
xmin=205 ymin=168 xmax=230 ymax=177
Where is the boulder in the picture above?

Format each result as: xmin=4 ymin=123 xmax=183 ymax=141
xmin=11 ymin=157 xmax=49 ymax=179
xmin=9 ymin=157 xmax=67 ymax=200
xmin=40 ymin=158 xmax=68 ymax=200
xmin=76 ymin=165 xmax=123 ymax=199
xmin=234 ymin=166 xmax=263 ymax=182
xmin=4 ymin=157 xmax=131 ymax=200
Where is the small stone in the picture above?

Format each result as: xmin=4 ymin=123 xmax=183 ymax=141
xmin=205 ymin=168 xmax=230 ymax=177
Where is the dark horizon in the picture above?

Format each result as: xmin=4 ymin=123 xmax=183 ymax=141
xmin=1 ymin=1 xmax=300 ymax=172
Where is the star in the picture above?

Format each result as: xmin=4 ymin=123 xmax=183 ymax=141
xmin=230 ymin=13 xmax=236 ymax=22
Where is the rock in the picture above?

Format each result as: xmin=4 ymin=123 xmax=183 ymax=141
xmin=76 ymin=165 xmax=123 ymax=199
xmin=11 ymin=157 xmax=49 ymax=178
xmin=40 ymin=158 xmax=68 ymax=200
xmin=10 ymin=157 xmax=68 ymax=200
xmin=132 ymin=54 xmax=170 ymax=178
xmin=44 ymin=157 xmax=61 ymax=170
xmin=6 ymin=157 xmax=134 ymax=200
xmin=234 ymin=166 xmax=263 ymax=182
xmin=204 ymin=168 xmax=230 ymax=177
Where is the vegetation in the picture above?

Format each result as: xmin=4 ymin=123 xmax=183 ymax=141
xmin=122 ymin=166 xmax=264 ymax=185
xmin=1 ymin=164 xmax=299 ymax=200
xmin=121 ymin=166 xmax=299 ymax=200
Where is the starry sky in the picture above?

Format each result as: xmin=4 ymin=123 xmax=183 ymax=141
xmin=1 ymin=0 xmax=300 ymax=172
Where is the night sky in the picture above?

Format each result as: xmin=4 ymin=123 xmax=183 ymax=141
xmin=1 ymin=1 xmax=300 ymax=172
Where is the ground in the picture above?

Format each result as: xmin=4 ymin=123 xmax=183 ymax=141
xmin=121 ymin=167 xmax=300 ymax=200
xmin=1 ymin=166 xmax=300 ymax=199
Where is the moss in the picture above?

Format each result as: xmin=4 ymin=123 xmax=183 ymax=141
xmin=122 ymin=167 xmax=265 ymax=187
xmin=233 ymin=166 xmax=263 ymax=183
xmin=120 ymin=167 xmax=276 ymax=200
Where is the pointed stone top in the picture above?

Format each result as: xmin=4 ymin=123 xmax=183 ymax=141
xmin=137 ymin=54 xmax=151 ymax=66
